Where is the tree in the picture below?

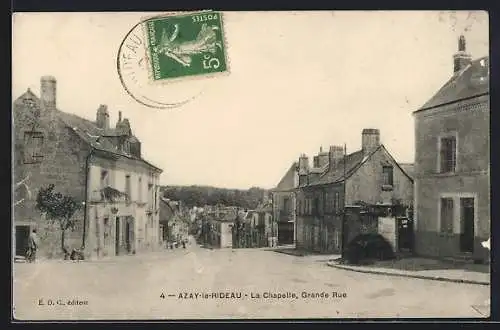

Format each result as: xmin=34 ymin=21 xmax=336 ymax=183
xmin=14 ymin=174 xmax=32 ymax=207
xmin=35 ymin=184 xmax=82 ymax=258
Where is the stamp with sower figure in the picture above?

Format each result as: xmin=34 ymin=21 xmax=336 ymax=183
xmin=143 ymin=11 xmax=228 ymax=82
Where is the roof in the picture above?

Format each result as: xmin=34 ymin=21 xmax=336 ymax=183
xmin=16 ymin=90 xmax=162 ymax=172
xmin=307 ymin=149 xmax=366 ymax=186
xmin=305 ymin=145 xmax=414 ymax=187
xmin=272 ymin=162 xmax=298 ymax=192
xmin=398 ymin=163 xmax=415 ymax=179
xmin=416 ymin=56 xmax=489 ymax=112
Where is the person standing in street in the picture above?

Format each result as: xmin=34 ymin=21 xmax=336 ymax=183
xmin=27 ymin=228 xmax=39 ymax=263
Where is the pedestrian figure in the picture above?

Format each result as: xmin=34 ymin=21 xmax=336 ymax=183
xmin=182 ymin=240 xmax=186 ymax=249
xmin=27 ymin=228 xmax=39 ymax=263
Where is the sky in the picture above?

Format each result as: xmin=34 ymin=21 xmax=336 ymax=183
xmin=12 ymin=11 xmax=489 ymax=189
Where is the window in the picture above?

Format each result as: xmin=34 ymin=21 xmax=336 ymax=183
xmin=138 ymin=177 xmax=142 ymax=202
xmin=23 ymin=131 xmax=44 ymax=164
xmin=334 ymin=192 xmax=340 ymax=211
xmin=324 ymin=192 xmax=331 ymax=213
xmin=440 ymin=198 xmax=454 ymax=234
xmin=154 ymin=185 xmax=158 ymax=210
xmin=313 ymin=198 xmax=320 ymax=216
xmin=382 ymin=166 xmax=394 ymax=186
xmin=148 ymin=183 xmax=154 ymax=209
xmin=125 ymin=175 xmax=131 ymax=200
xmin=440 ymin=135 xmax=457 ymax=173
xmin=298 ymin=200 xmax=302 ymax=215
xmin=100 ymin=170 xmax=109 ymax=189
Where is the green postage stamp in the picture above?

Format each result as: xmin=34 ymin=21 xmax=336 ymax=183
xmin=143 ymin=11 xmax=228 ymax=82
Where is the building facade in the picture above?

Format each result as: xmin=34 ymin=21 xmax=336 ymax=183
xmin=159 ymin=197 xmax=189 ymax=244
xmin=13 ymin=76 xmax=162 ymax=260
xmin=271 ymin=162 xmax=299 ymax=245
xmin=413 ymin=36 xmax=490 ymax=262
xmin=295 ymin=129 xmax=414 ymax=253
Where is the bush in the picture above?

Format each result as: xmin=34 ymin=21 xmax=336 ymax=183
xmin=70 ymin=249 xmax=85 ymax=261
xmin=344 ymin=233 xmax=395 ymax=265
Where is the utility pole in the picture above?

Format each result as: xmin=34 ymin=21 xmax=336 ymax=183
xmin=341 ymin=143 xmax=347 ymax=259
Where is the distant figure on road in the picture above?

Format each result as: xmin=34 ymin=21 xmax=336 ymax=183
xmin=182 ymin=240 xmax=186 ymax=249
xmin=27 ymin=228 xmax=39 ymax=263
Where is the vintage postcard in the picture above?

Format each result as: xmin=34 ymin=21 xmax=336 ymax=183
xmin=12 ymin=11 xmax=490 ymax=320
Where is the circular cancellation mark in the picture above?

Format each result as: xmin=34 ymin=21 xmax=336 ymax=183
xmin=116 ymin=18 xmax=208 ymax=110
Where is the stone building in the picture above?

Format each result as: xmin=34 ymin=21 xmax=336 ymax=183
xmin=201 ymin=207 xmax=235 ymax=248
xmin=13 ymin=76 xmax=162 ymax=259
xmin=271 ymin=162 xmax=299 ymax=245
xmin=295 ymin=129 xmax=414 ymax=253
xmin=413 ymin=36 xmax=490 ymax=262
xmin=159 ymin=197 xmax=189 ymax=244
xmin=254 ymin=199 xmax=275 ymax=247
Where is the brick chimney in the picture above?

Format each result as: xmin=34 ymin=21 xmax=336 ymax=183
xmin=453 ymin=35 xmax=472 ymax=73
xmin=40 ymin=76 xmax=57 ymax=111
xmin=316 ymin=147 xmax=329 ymax=168
xmin=96 ymin=104 xmax=110 ymax=129
xmin=361 ymin=128 xmax=380 ymax=155
xmin=298 ymin=154 xmax=310 ymax=175
xmin=329 ymin=145 xmax=345 ymax=170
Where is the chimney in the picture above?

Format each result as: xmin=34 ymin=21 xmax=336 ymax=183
xmin=298 ymin=154 xmax=310 ymax=175
xmin=453 ymin=35 xmax=472 ymax=73
xmin=316 ymin=147 xmax=329 ymax=168
xmin=96 ymin=105 xmax=110 ymax=129
xmin=40 ymin=76 xmax=57 ymax=110
xmin=329 ymin=145 xmax=345 ymax=170
xmin=361 ymin=128 xmax=380 ymax=155
xmin=118 ymin=111 xmax=122 ymax=124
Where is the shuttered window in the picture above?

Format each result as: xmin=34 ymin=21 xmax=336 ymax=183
xmin=23 ymin=131 xmax=44 ymax=164
xmin=440 ymin=136 xmax=457 ymax=173
xmin=440 ymin=198 xmax=454 ymax=234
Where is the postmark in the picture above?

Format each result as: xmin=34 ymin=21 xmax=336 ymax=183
xmin=143 ymin=11 xmax=228 ymax=82
xmin=117 ymin=11 xmax=229 ymax=109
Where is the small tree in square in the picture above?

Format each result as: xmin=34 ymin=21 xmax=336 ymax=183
xmin=35 ymin=184 xmax=82 ymax=259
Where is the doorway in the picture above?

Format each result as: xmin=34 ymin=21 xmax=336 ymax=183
xmin=15 ymin=225 xmax=30 ymax=256
xmin=460 ymin=198 xmax=475 ymax=253
xmin=397 ymin=217 xmax=414 ymax=252
xmin=125 ymin=220 xmax=131 ymax=253
xmin=115 ymin=217 xmax=120 ymax=256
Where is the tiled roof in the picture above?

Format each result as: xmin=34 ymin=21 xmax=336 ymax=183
xmin=309 ymin=164 xmax=328 ymax=174
xmin=417 ymin=56 xmax=489 ymax=111
xmin=398 ymin=163 xmax=415 ymax=179
xmin=306 ymin=149 xmax=367 ymax=186
xmin=15 ymin=90 xmax=162 ymax=172
xmin=272 ymin=162 xmax=298 ymax=192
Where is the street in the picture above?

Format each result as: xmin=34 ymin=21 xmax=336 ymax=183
xmin=13 ymin=242 xmax=490 ymax=320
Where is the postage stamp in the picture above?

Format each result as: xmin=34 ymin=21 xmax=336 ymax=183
xmin=143 ymin=11 xmax=228 ymax=82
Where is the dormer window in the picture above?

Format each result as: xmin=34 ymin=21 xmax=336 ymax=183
xmin=23 ymin=98 xmax=36 ymax=108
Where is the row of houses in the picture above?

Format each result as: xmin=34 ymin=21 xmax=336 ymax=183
xmin=198 ymin=201 xmax=275 ymax=249
xmin=13 ymin=76 xmax=163 ymax=260
xmin=271 ymin=35 xmax=490 ymax=262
